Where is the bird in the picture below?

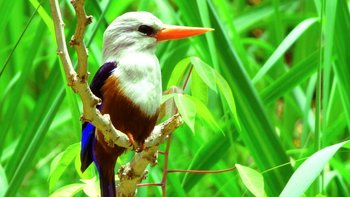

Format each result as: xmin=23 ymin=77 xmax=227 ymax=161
xmin=80 ymin=11 xmax=213 ymax=197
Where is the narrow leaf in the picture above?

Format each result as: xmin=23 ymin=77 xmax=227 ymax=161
xmin=190 ymin=57 xmax=240 ymax=128
xmin=208 ymin=2 xmax=293 ymax=195
xmin=189 ymin=95 xmax=221 ymax=132
xmin=167 ymin=57 xmax=191 ymax=88
xmin=191 ymin=69 xmax=209 ymax=105
xmin=49 ymin=183 xmax=85 ymax=197
xmin=0 ymin=165 xmax=8 ymax=197
xmin=280 ymin=140 xmax=350 ymax=197
xmin=174 ymin=94 xmax=196 ymax=132
xmin=236 ymin=164 xmax=265 ymax=197
xmin=253 ymin=18 xmax=318 ymax=83
xmin=182 ymin=132 xmax=230 ymax=191
xmin=28 ymin=0 xmax=54 ymax=35
xmin=49 ymin=143 xmax=80 ymax=192
xmin=191 ymin=57 xmax=217 ymax=92
xmin=260 ymin=50 xmax=320 ymax=104
xmin=216 ymin=74 xmax=240 ymax=129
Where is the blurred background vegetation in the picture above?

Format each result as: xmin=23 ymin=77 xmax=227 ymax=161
xmin=1 ymin=0 xmax=350 ymax=196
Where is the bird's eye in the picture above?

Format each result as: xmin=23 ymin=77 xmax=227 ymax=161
xmin=138 ymin=25 xmax=154 ymax=36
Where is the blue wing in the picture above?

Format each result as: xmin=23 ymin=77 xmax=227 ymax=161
xmin=80 ymin=62 xmax=117 ymax=172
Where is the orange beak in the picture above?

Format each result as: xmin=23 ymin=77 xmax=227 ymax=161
xmin=155 ymin=25 xmax=214 ymax=41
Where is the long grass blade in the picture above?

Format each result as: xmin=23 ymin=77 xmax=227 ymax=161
xmin=206 ymin=1 xmax=293 ymax=195
xmin=253 ymin=18 xmax=318 ymax=83
xmin=280 ymin=141 xmax=349 ymax=197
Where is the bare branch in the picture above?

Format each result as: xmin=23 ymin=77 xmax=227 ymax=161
xmin=167 ymin=167 xmax=236 ymax=174
xmin=116 ymin=114 xmax=183 ymax=196
xmin=70 ymin=0 xmax=92 ymax=82
xmin=49 ymin=0 xmax=75 ymax=86
xmin=145 ymin=113 xmax=182 ymax=147
xmin=49 ymin=0 xmax=131 ymax=149
xmin=50 ymin=1 xmax=184 ymax=196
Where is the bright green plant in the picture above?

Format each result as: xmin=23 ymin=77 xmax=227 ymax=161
xmin=1 ymin=0 xmax=350 ymax=196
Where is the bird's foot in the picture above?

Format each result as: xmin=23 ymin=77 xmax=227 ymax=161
xmin=135 ymin=143 xmax=145 ymax=153
xmin=126 ymin=132 xmax=144 ymax=152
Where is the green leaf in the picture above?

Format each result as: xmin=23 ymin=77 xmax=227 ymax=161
xmin=174 ymin=94 xmax=221 ymax=133
xmin=333 ymin=0 xmax=350 ymax=129
xmin=260 ymin=50 xmax=320 ymax=104
xmin=167 ymin=57 xmax=191 ymax=89
xmin=0 ymin=164 xmax=8 ymax=197
xmin=161 ymin=93 xmax=176 ymax=104
xmin=195 ymin=0 xmax=218 ymax=68
xmin=216 ymin=74 xmax=240 ymax=129
xmin=236 ymin=164 xmax=265 ymax=197
xmin=49 ymin=183 xmax=85 ymax=197
xmin=253 ymin=18 xmax=318 ymax=83
xmin=49 ymin=143 xmax=80 ymax=192
xmin=190 ymin=57 xmax=240 ymax=129
xmin=174 ymin=94 xmax=196 ymax=132
xmin=4 ymin=67 xmax=65 ymax=197
xmin=207 ymin=2 xmax=293 ymax=195
xmin=182 ymin=132 xmax=230 ymax=191
xmin=322 ymin=0 xmax=337 ymax=126
xmin=28 ymin=0 xmax=54 ymax=36
xmin=191 ymin=69 xmax=209 ymax=105
xmin=280 ymin=140 xmax=350 ymax=197
xmin=191 ymin=57 xmax=217 ymax=92
xmin=190 ymin=95 xmax=221 ymax=132
xmin=81 ymin=178 xmax=99 ymax=197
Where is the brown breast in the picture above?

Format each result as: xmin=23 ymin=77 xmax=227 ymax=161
xmin=100 ymin=75 xmax=159 ymax=144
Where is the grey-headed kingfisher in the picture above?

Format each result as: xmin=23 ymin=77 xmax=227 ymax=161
xmin=80 ymin=12 xmax=213 ymax=197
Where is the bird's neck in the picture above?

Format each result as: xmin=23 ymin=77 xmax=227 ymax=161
xmin=103 ymin=41 xmax=157 ymax=63
xmin=110 ymin=51 xmax=162 ymax=117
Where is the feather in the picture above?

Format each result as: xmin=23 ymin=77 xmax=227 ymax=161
xmin=80 ymin=122 xmax=95 ymax=172
xmin=80 ymin=62 xmax=117 ymax=173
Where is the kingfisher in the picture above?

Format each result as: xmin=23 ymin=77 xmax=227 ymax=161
xmin=80 ymin=12 xmax=213 ymax=197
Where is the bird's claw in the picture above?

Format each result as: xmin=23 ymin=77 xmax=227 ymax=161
xmin=135 ymin=143 xmax=145 ymax=153
xmin=126 ymin=132 xmax=144 ymax=152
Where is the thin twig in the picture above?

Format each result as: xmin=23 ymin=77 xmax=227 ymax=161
xmin=159 ymin=63 xmax=193 ymax=196
xmin=137 ymin=183 xmax=163 ymax=187
xmin=70 ymin=0 xmax=92 ymax=82
xmin=50 ymin=0 xmax=131 ymax=149
xmin=168 ymin=167 xmax=236 ymax=174
xmin=182 ymin=64 xmax=193 ymax=90
xmin=161 ymin=134 xmax=172 ymax=197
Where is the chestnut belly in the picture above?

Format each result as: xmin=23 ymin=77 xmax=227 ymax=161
xmin=101 ymin=75 xmax=159 ymax=144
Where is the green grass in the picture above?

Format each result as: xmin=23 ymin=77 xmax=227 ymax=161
xmin=1 ymin=0 xmax=350 ymax=196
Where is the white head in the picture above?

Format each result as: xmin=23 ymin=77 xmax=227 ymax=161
xmin=103 ymin=12 xmax=163 ymax=62
xmin=102 ymin=12 xmax=214 ymax=63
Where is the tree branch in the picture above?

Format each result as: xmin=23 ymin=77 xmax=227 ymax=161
xmin=49 ymin=0 xmax=183 ymax=196
xmin=70 ymin=0 xmax=92 ymax=82
xmin=116 ymin=114 xmax=183 ymax=196
xmin=50 ymin=0 xmax=131 ymax=149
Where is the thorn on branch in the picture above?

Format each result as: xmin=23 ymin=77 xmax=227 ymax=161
xmin=69 ymin=36 xmax=78 ymax=46
xmin=141 ymin=170 xmax=148 ymax=180
xmin=67 ymin=73 xmax=78 ymax=87
xmin=90 ymin=97 xmax=100 ymax=107
xmin=148 ymin=153 xmax=158 ymax=167
xmin=56 ymin=50 xmax=63 ymax=56
xmin=118 ymin=165 xmax=135 ymax=180
xmin=86 ymin=15 xmax=93 ymax=25
xmin=60 ymin=22 xmax=65 ymax=28
xmin=117 ymin=167 xmax=124 ymax=177
xmin=70 ymin=0 xmax=77 ymax=8
xmin=79 ymin=74 xmax=88 ymax=83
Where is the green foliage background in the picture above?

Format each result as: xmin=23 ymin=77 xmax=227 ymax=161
xmin=1 ymin=0 xmax=350 ymax=196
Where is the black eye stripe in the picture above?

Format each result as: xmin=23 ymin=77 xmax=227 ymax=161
xmin=138 ymin=25 xmax=155 ymax=36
